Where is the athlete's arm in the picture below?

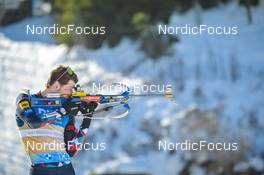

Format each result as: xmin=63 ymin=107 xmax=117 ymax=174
xmin=64 ymin=101 xmax=97 ymax=157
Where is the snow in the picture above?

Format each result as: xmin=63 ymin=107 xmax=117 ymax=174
xmin=234 ymin=157 xmax=264 ymax=173
xmin=249 ymin=157 xmax=264 ymax=172
xmin=0 ymin=1 xmax=264 ymax=175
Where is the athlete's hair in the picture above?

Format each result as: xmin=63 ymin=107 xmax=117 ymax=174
xmin=46 ymin=65 xmax=78 ymax=88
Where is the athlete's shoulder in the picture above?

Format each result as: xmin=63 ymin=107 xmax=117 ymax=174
xmin=16 ymin=90 xmax=30 ymax=104
xmin=16 ymin=90 xmax=41 ymax=104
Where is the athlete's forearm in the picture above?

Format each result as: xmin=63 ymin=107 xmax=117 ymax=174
xmin=65 ymin=116 xmax=92 ymax=157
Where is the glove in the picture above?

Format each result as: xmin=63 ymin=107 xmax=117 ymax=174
xmin=80 ymin=101 xmax=98 ymax=129
xmin=61 ymin=100 xmax=79 ymax=116
xmin=79 ymin=101 xmax=98 ymax=114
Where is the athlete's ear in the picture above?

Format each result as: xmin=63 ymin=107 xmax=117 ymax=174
xmin=53 ymin=81 xmax=61 ymax=90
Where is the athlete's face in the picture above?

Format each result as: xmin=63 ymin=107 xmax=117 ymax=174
xmin=58 ymin=80 xmax=76 ymax=98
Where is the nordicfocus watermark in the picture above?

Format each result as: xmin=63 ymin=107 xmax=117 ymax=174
xmin=25 ymin=141 xmax=106 ymax=151
xmin=158 ymin=140 xmax=238 ymax=151
xmin=92 ymin=82 xmax=172 ymax=94
xmin=26 ymin=24 xmax=106 ymax=35
xmin=158 ymin=24 xmax=238 ymax=35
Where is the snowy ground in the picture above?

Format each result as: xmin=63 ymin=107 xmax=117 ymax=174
xmin=0 ymin=2 xmax=264 ymax=175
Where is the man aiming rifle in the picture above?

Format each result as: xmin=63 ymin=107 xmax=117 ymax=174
xmin=15 ymin=65 xmax=97 ymax=175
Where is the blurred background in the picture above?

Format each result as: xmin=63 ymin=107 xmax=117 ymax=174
xmin=0 ymin=0 xmax=264 ymax=175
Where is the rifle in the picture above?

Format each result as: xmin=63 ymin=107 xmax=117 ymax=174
xmin=30 ymin=83 xmax=174 ymax=119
